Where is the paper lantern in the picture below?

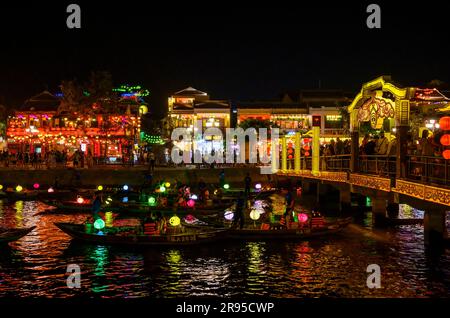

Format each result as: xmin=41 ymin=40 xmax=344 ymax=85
xmin=33 ymin=183 xmax=40 ymax=189
xmin=165 ymin=182 xmax=171 ymax=188
xmin=288 ymin=155 xmax=293 ymax=159
xmin=169 ymin=215 xmax=180 ymax=226
xmin=303 ymin=145 xmax=310 ymax=151
xmin=159 ymin=186 xmax=166 ymax=193
xmin=123 ymin=185 xmax=129 ymax=191
xmin=105 ymin=212 xmax=113 ymax=228
xmin=184 ymin=214 xmax=196 ymax=224
xmin=148 ymin=196 xmax=157 ymax=206
xmin=250 ymin=209 xmax=260 ymax=220
xmin=298 ymin=213 xmax=309 ymax=223
xmin=94 ymin=218 xmax=105 ymax=230
xmin=304 ymin=151 xmax=310 ymax=157
xmin=440 ymin=134 xmax=450 ymax=146
xmin=443 ymin=149 xmax=450 ymax=160
xmin=0 ymin=185 xmax=3 ymax=190
xmin=97 ymin=185 xmax=103 ymax=191
xmin=77 ymin=197 xmax=84 ymax=204
xmin=190 ymin=194 xmax=198 ymax=200
xmin=48 ymin=187 xmax=54 ymax=193
xmin=16 ymin=185 xmax=23 ymax=192
xmin=439 ymin=116 xmax=450 ymax=130
xmin=255 ymin=183 xmax=262 ymax=190
xmin=223 ymin=184 xmax=230 ymax=190
xmin=122 ymin=196 xmax=128 ymax=203
xmin=187 ymin=199 xmax=195 ymax=208
xmin=224 ymin=210 xmax=234 ymax=221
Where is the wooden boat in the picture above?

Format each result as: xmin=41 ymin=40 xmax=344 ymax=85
xmin=0 ymin=226 xmax=36 ymax=244
xmin=54 ymin=222 xmax=227 ymax=246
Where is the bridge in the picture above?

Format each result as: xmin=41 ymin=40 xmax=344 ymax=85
xmin=276 ymin=76 xmax=450 ymax=247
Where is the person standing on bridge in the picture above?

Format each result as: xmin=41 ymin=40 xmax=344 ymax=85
xmin=244 ymin=173 xmax=252 ymax=197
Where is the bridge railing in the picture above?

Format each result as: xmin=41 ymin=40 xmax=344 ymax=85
xmin=321 ymin=155 xmax=351 ymax=171
xmin=358 ymin=155 xmax=397 ymax=177
xmin=406 ymin=155 xmax=450 ymax=186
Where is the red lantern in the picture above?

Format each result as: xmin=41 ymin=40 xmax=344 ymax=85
xmin=305 ymin=151 xmax=310 ymax=157
xmin=440 ymin=134 xmax=450 ymax=146
xmin=298 ymin=213 xmax=309 ymax=223
xmin=443 ymin=150 xmax=450 ymax=160
xmin=439 ymin=117 xmax=450 ymax=130
xmin=288 ymin=155 xmax=293 ymax=159
xmin=303 ymin=145 xmax=310 ymax=151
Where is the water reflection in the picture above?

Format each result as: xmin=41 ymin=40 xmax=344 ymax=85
xmin=0 ymin=200 xmax=448 ymax=297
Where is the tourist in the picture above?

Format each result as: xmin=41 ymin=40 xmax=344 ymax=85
xmin=376 ymin=131 xmax=389 ymax=155
xmin=149 ymin=151 xmax=155 ymax=173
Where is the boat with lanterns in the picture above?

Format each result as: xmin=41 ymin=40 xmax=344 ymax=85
xmin=0 ymin=226 xmax=36 ymax=244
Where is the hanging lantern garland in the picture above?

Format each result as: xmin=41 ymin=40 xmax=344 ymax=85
xmin=440 ymin=117 xmax=450 ymax=159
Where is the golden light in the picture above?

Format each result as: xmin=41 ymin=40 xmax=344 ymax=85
xmin=169 ymin=215 xmax=181 ymax=226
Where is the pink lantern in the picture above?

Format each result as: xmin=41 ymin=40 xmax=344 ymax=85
xmin=187 ymin=199 xmax=195 ymax=208
xmin=48 ymin=187 xmax=54 ymax=193
xmin=298 ymin=213 xmax=309 ymax=223
xmin=33 ymin=183 xmax=40 ymax=189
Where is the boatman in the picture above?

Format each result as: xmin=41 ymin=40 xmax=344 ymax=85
xmin=233 ymin=191 xmax=246 ymax=229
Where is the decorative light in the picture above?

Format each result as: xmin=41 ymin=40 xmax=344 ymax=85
xmin=159 ymin=186 xmax=166 ymax=193
xmin=223 ymin=184 xmax=230 ymax=190
xmin=224 ymin=210 xmax=234 ymax=221
xmin=169 ymin=215 xmax=181 ymax=226
xmin=48 ymin=187 xmax=54 ymax=193
xmin=0 ymin=185 xmax=3 ymax=190
xmin=298 ymin=213 xmax=309 ymax=223
xmin=94 ymin=218 xmax=106 ymax=230
xmin=184 ymin=214 xmax=196 ymax=224
xmin=123 ymin=185 xmax=129 ymax=191
xmin=122 ymin=197 xmax=128 ymax=203
xmin=105 ymin=212 xmax=113 ymax=227
xmin=255 ymin=183 xmax=262 ymax=190
xmin=97 ymin=185 xmax=103 ymax=191
xmin=440 ymin=134 xmax=450 ymax=146
xmin=16 ymin=185 xmax=23 ymax=192
xmin=77 ymin=197 xmax=84 ymax=204
xmin=190 ymin=194 xmax=198 ymax=200
xmin=443 ymin=150 xmax=450 ymax=160
xmin=250 ymin=209 xmax=260 ymax=220
xmin=165 ymin=182 xmax=171 ymax=188
xmin=148 ymin=196 xmax=157 ymax=206
xmin=187 ymin=199 xmax=195 ymax=208
xmin=439 ymin=116 xmax=450 ymax=130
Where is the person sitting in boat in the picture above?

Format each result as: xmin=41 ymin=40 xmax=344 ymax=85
xmin=92 ymin=191 xmax=102 ymax=220
xmin=232 ymin=191 xmax=246 ymax=229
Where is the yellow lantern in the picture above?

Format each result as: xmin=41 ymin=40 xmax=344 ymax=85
xmin=169 ymin=215 xmax=181 ymax=226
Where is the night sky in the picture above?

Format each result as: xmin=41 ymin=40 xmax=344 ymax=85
xmin=0 ymin=1 xmax=450 ymax=118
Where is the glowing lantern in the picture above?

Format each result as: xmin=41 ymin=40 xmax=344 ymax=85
xmin=16 ymin=185 xmax=23 ymax=192
xmin=303 ymin=145 xmax=310 ymax=151
xmin=94 ymin=218 xmax=105 ymax=230
xmin=214 ymin=189 xmax=219 ymax=195
xmin=169 ymin=215 xmax=181 ymax=226
xmin=165 ymin=182 xmax=171 ymax=188
xmin=223 ymin=184 xmax=230 ymax=190
xmin=148 ymin=196 xmax=157 ymax=206
xmin=443 ymin=149 xmax=450 ymax=160
xmin=298 ymin=213 xmax=309 ymax=223
xmin=0 ymin=185 xmax=3 ymax=190
xmin=105 ymin=212 xmax=113 ymax=227
xmin=250 ymin=209 xmax=260 ymax=221
xmin=440 ymin=134 xmax=450 ymax=146
xmin=184 ymin=214 xmax=196 ymax=224
xmin=33 ymin=183 xmax=40 ymax=189
xmin=439 ymin=116 xmax=450 ymax=130
xmin=123 ymin=185 xmax=129 ymax=191
xmin=48 ymin=187 xmax=54 ymax=193
xmin=122 ymin=197 xmax=128 ymax=203
xmin=255 ymin=183 xmax=262 ymax=190
xmin=187 ymin=199 xmax=195 ymax=208
xmin=77 ymin=197 xmax=84 ymax=204
xmin=191 ymin=194 xmax=198 ymax=200
xmin=305 ymin=151 xmax=310 ymax=157
xmin=159 ymin=186 xmax=166 ymax=193
xmin=224 ymin=210 xmax=234 ymax=221
xmin=97 ymin=185 xmax=103 ymax=191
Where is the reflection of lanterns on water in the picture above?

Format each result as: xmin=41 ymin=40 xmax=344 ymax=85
xmin=16 ymin=185 xmax=23 ymax=192
xmin=160 ymin=186 xmax=166 ymax=193
xmin=148 ymin=196 xmax=157 ymax=206
xmin=169 ymin=215 xmax=180 ymax=226
xmin=105 ymin=212 xmax=113 ymax=227
xmin=123 ymin=185 xmax=129 ymax=191
xmin=255 ymin=183 xmax=262 ymax=190
xmin=33 ymin=183 xmax=40 ymax=189
xmin=366 ymin=197 xmax=372 ymax=207
xmin=77 ymin=197 xmax=84 ymax=204
xmin=48 ymin=187 xmax=54 ymax=193
xmin=250 ymin=210 xmax=260 ymax=220
xmin=122 ymin=196 xmax=128 ymax=203
xmin=223 ymin=184 xmax=230 ymax=190
xmin=165 ymin=182 xmax=171 ymax=188
xmin=94 ymin=218 xmax=105 ymax=230
xmin=224 ymin=210 xmax=234 ymax=221
xmin=298 ymin=213 xmax=309 ymax=223
xmin=97 ymin=185 xmax=103 ymax=191
xmin=187 ymin=199 xmax=195 ymax=208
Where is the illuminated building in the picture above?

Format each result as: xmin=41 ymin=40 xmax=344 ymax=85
xmin=6 ymin=87 xmax=147 ymax=162
xmin=166 ymin=87 xmax=231 ymax=156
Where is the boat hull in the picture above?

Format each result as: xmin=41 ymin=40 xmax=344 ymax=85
xmin=0 ymin=226 xmax=36 ymax=244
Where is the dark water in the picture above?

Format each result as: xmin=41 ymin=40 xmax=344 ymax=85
xmin=0 ymin=199 xmax=449 ymax=298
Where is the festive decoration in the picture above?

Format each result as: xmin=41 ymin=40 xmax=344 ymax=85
xmin=169 ymin=215 xmax=181 ymax=226
xmin=298 ymin=213 xmax=309 ymax=223
xmin=159 ymin=186 xmax=166 ymax=193
xmin=165 ymin=182 xmax=171 ymax=188
xmin=105 ymin=212 xmax=113 ymax=228
xmin=33 ymin=183 xmax=40 ymax=189
xmin=0 ymin=185 xmax=3 ymax=190
xmin=443 ymin=149 xmax=450 ymax=160
xmin=94 ymin=218 xmax=106 ymax=230
xmin=123 ymin=185 xmax=129 ymax=191
xmin=255 ymin=183 xmax=262 ymax=190
xmin=223 ymin=184 xmax=230 ymax=190
xmin=148 ymin=196 xmax=157 ymax=206
xmin=224 ymin=210 xmax=234 ymax=221
xmin=16 ymin=185 xmax=23 ymax=192
xmin=190 ymin=194 xmax=198 ymax=200
xmin=97 ymin=185 xmax=103 ymax=191
xmin=439 ymin=116 xmax=450 ymax=130
xmin=48 ymin=187 xmax=54 ymax=193
xmin=250 ymin=209 xmax=261 ymax=221
xmin=77 ymin=197 xmax=84 ymax=204
xmin=122 ymin=196 xmax=128 ymax=203
xmin=142 ymin=134 xmax=165 ymax=145
xmin=187 ymin=199 xmax=195 ymax=208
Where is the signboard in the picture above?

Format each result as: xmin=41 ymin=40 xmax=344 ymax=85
xmin=312 ymin=115 xmax=321 ymax=127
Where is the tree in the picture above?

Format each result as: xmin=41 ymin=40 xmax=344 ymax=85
xmin=238 ymin=118 xmax=279 ymax=131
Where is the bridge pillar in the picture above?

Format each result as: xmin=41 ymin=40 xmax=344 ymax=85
xmin=424 ymin=209 xmax=447 ymax=246
xmin=386 ymin=202 xmax=399 ymax=219
xmin=371 ymin=196 xmax=387 ymax=227
xmin=339 ymin=188 xmax=351 ymax=213
xmin=395 ymin=100 xmax=410 ymax=178
xmin=350 ymin=131 xmax=359 ymax=173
